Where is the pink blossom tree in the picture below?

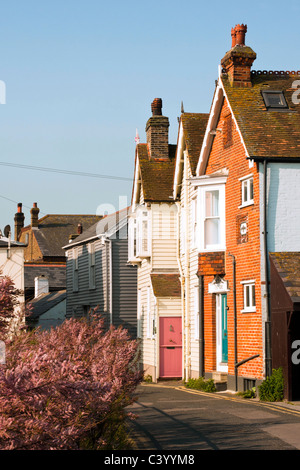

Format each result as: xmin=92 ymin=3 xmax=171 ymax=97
xmin=0 ymin=314 xmax=142 ymax=450
xmin=0 ymin=275 xmax=23 ymax=340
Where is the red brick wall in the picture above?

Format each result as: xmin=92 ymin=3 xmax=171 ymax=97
xmin=201 ymin=96 xmax=263 ymax=380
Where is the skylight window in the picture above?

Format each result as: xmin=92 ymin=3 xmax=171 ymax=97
xmin=262 ymin=90 xmax=288 ymax=109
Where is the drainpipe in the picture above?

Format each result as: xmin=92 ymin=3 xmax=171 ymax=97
xmin=228 ymin=253 xmax=237 ymax=391
xmin=263 ymin=158 xmax=272 ymax=377
xmin=196 ymin=272 xmax=204 ymax=377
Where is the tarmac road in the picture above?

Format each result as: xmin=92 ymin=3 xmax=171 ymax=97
xmin=127 ymin=381 xmax=300 ymax=451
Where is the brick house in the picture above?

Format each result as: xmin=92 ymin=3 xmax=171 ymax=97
xmin=14 ymin=202 xmax=102 ymax=304
xmin=191 ymin=24 xmax=300 ymax=395
xmin=173 ymin=112 xmax=209 ymax=380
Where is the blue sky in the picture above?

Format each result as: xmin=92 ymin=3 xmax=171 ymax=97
xmin=0 ymin=0 xmax=299 ymax=235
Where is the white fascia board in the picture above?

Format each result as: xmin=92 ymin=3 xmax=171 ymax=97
xmin=132 ymin=156 xmax=141 ymax=212
xmin=190 ymin=174 xmax=228 ymax=187
xmin=196 ymin=81 xmax=224 ymax=176
xmin=196 ymin=71 xmax=252 ymax=176
xmin=173 ymin=121 xmax=185 ymax=200
xmin=220 ymin=77 xmax=251 ymax=162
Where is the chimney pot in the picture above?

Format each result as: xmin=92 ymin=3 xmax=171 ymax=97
xmin=30 ymin=202 xmax=40 ymax=228
xmin=146 ymin=98 xmax=170 ymax=160
xmin=151 ymin=98 xmax=163 ymax=116
xmin=77 ymin=223 xmax=83 ymax=234
xmin=231 ymin=27 xmax=236 ymax=48
xmin=14 ymin=202 xmax=25 ymax=241
xmin=234 ymin=24 xmax=247 ymax=46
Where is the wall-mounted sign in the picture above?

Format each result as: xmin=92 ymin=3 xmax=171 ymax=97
xmin=208 ymin=276 xmax=229 ymax=294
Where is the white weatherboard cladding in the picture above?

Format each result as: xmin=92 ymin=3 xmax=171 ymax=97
xmin=261 ymin=162 xmax=300 ymax=252
xmin=259 ymin=161 xmax=300 ymax=372
xmin=152 ymin=203 xmax=178 ymax=270
xmin=179 ymin=155 xmax=200 ymax=379
xmin=136 ymin=202 xmax=180 ymax=381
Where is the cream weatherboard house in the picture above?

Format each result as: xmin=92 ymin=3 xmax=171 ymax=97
xmin=128 ymin=98 xmax=182 ymax=381
xmin=173 ymin=112 xmax=209 ymax=381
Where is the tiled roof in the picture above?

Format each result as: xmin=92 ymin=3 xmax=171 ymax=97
xmin=27 ymin=290 xmax=66 ymax=319
xmin=0 ymin=238 xmax=25 ymax=247
xmin=64 ymin=208 xmax=129 ymax=248
xmin=24 ymin=264 xmax=66 ymax=289
xmin=22 ymin=214 xmax=103 ymax=257
xmin=137 ymin=144 xmax=176 ymax=202
xmin=181 ymin=113 xmax=209 ymax=175
xmin=270 ymin=252 xmax=300 ymax=302
xmin=151 ymin=273 xmax=181 ymax=297
xmin=222 ymin=72 xmax=300 ymax=159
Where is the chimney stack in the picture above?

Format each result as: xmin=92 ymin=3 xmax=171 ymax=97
xmin=146 ymin=98 xmax=170 ymax=161
xmin=221 ymin=24 xmax=256 ymax=87
xmin=30 ymin=202 xmax=40 ymax=228
xmin=34 ymin=275 xmax=49 ymax=298
xmin=14 ymin=203 xmax=25 ymax=241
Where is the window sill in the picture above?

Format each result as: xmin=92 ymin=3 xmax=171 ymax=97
xmin=241 ymin=308 xmax=256 ymax=313
xmin=239 ymin=201 xmax=254 ymax=209
xmin=199 ymin=247 xmax=226 ymax=253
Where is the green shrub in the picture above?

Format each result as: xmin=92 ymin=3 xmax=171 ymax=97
xmin=237 ymin=387 xmax=256 ymax=399
xmin=185 ymin=377 xmax=216 ymax=393
xmin=258 ymin=368 xmax=284 ymax=402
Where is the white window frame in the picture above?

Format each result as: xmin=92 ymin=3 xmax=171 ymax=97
xmin=136 ymin=206 xmax=151 ymax=258
xmin=197 ymin=183 xmax=226 ymax=251
xmin=128 ymin=215 xmax=138 ymax=262
xmin=239 ymin=175 xmax=254 ymax=208
xmin=88 ymin=242 xmax=96 ymax=290
xmin=128 ymin=206 xmax=151 ymax=262
xmin=241 ymin=280 xmax=256 ymax=312
xmin=73 ymin=247 xmax=79 ymax=292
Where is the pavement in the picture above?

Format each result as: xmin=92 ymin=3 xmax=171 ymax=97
xmin=127 ymin=380 xmax=300 ymax=451
xmin=154 ymin=379 xmax=300 ymax=410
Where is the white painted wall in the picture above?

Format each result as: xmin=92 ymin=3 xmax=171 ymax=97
xmin=0 ymin=245 xmax=25 ymax=304
xmin=263 ymin=162 xmax=300 ymax=252
xmin=259 ymin=161 xmax=300 ymax=376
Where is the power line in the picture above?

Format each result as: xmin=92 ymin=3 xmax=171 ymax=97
xmin=0 ymin=161 xmax=133 ymax=181
xmin=0 ymin=194 xmax=46 ymax=215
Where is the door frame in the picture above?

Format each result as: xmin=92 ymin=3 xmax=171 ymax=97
xmin=158 ymin=316 xmax=182 ymax=379
xmin=216 ymin=293 xmax=228 ymax=373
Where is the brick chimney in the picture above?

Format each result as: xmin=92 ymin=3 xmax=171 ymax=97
xmin=221 ymin=24 xmax=256 ymax=87
xmin=14 ymin=203 xmax=25 ymax=241
xmin=30 ymin=202 xmax=40 ymax=228
xmin=145 ymin=98 xmax=170 ymax=160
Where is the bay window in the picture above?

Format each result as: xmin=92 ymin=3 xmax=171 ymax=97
xmin=196 ymin=181 xmax=226 ymax=251
xmin=128 ymin=205 xmax=151 ymax=262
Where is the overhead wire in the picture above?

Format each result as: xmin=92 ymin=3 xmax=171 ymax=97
xmin=0 ymin=161 xmax=133 ymax=181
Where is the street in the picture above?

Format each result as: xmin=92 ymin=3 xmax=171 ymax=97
xmin=127 ymin=382 xmax=300 ymax=451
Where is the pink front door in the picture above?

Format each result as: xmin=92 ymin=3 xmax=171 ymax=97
xmin=159 ymin=317 xmax=182 ymax=378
